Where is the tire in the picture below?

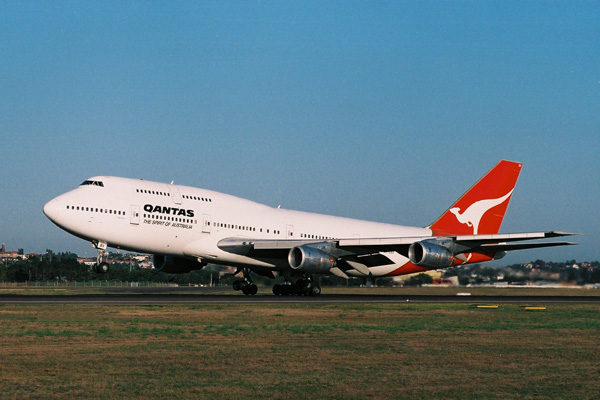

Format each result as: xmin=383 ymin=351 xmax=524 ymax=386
xmin=280 ymin=285 xmax=292 ymax=296
xmin=248 ymin=284 xmax=258 ymax=295
xmin=242 ymin=284 xmax=257 ymax=295
xmin=96 ymin=262 xmax=110 ymax=274
xmin=309 ymin=284 xmax=321 ymax=297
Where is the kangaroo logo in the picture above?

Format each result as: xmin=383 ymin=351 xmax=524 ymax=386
xmin=449 ymin=189 xmax=513 ymax=235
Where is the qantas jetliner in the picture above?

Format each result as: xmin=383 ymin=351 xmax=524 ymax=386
xmin=43 ymin=160 xmax=575 ymax=296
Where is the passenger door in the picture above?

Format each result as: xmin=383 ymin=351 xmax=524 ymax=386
xmin=202 ymin=214 xmax=211 ymax=233
xmin=169 ymin=185 xmax=182 ymax=205
xmin=130 ymin=205 xmax=140 ymax=225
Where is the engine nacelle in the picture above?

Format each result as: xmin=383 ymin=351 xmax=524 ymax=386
xmin=408 ymin=241 xmax=454 ymax=268
xmin=153 ymin=255 xmax=205 ymax=274
xmin=288 ymin=245 xmax=336 ymax=274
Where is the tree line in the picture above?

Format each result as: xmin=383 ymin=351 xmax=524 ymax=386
xmin=442 ymin=260 xmax=600 ymax=286
xmin=0 ymin=252 xmax=214 ymax=285
xmin=2 ymin=252 xmax=599 ymax=286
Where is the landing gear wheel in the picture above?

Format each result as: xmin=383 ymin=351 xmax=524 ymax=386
xmin=233 ymin=280 xmax=245 ymax=291
xmin=232 ymin=268 xmax=258 ymax=295
xmin=95 ymin=261 xmax=110 ymax=274
xmin=242 ymin=284 xmax=258 ymax=296
xmin=278 ymin=284 xmax=292 ymax=296
xmin=273 ymin=284 xmax=291 ymax=296
xmin=291 ymin=281 xmax=305 ymax=296
xmin=308 ymin=283 xmax=321 ymax=297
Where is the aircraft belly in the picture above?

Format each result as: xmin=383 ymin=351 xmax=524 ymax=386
xmin=183 ymin=239 xmax=278 ymax=269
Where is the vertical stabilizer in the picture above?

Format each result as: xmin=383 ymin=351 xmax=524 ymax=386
xmin=429 ymin=160 xmax=522 ymax=236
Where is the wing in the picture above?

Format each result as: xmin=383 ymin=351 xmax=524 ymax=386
xmin=219 ymin=231 xmax=576 ymax=255
xmin=217 ymin=231 xmax=577 ymax=276
xmin=446 ymin=231 xmax=578 ymax=253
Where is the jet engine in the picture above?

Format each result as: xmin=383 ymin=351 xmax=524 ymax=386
xmin=408 ymin=240 xmax=455 ymax=268
xmin=153 ymin=255 xmax=205 ymax=274
xmin=288 ymin=245 xmax=336 ymax=274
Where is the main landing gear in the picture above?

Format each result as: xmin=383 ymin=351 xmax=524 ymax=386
xmin=93 ymin=241 xmax=110 ymax=274
xmin=232 ymin=268 xmax=258 ymax=295
xmin=231 ymin=270 xmax=321 ymax=297
xmin=273 ymin=277 xmax=321 ymax=297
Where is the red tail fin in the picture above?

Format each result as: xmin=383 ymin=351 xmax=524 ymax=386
xmin=429 ymin=160 xmax=522 ymax=236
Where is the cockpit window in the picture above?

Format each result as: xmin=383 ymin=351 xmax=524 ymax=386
xmin=80 ymin=180 xmax=104 ymax=187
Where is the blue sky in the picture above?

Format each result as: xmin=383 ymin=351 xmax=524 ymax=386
xmin=1 ymin=1 xmax=598 ymax=263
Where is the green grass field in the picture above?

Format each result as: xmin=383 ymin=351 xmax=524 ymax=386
xmin=1 ymin=302 xmax=599 ymax=399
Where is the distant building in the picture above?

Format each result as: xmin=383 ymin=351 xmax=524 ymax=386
xmin=1 ymin=243 xmax=37 ymax=261
xmin=77 ymin=257 xmax=97 ymax=266
xmin=77 ymin=253 xmax=154 ymax=268
xmin=0 ymin=246 xmax=20 ymax=261
xmin=0 ymin=251 xmax=19 ymax=261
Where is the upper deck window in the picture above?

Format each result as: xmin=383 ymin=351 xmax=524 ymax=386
xmin=80 ymin=180 xmax=104 ymax=187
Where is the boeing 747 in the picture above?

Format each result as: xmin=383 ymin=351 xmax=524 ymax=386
xmin=43 ymin=160 xmax=576 ymax=296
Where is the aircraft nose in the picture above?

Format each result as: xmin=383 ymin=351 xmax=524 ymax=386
xmin=43 ymin=199 xmax=60 ymax=221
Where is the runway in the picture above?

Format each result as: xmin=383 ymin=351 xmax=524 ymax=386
xmin=1 ymin=293 xmax=599 ymax=305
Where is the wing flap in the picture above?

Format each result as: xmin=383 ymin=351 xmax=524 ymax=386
xmin=453 ymin=231 xmax=576 ymax=243
xmin=451 ymin=231 xmax=578 ymax=254
xmin=477 ymin=241 xmax=577 ymax=252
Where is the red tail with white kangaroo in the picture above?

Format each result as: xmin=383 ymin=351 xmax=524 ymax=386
xmin=429 ymin=160 xmax=522 ymax=236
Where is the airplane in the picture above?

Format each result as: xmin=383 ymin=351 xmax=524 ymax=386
xmin=43 ymin=160 xmax=576 ymax=296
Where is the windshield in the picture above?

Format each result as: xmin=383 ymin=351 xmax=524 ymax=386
xmin=80 ymin=180 xmax=104 ymax=187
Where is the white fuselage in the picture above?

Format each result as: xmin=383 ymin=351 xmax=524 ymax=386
xmin=44 ymin=176 xmax=431 ymax=276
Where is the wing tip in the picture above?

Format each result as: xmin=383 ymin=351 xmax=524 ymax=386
xmin=546 ymin=231 xmax=581 ymax=238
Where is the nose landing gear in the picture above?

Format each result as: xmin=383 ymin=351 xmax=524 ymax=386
xmin=92 ymin=241 xmax=110 ymax=274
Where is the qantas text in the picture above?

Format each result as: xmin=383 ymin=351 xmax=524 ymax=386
xmin=144 ymin=204 xmax=194 ymax=218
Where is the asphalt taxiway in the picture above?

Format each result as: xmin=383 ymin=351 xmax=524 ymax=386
xmin=1 ymin=293 xmax=599 ymax=305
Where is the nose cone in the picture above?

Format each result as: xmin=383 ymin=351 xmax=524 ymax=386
xmin=43 ymin=199 xmax=60 ymax=222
